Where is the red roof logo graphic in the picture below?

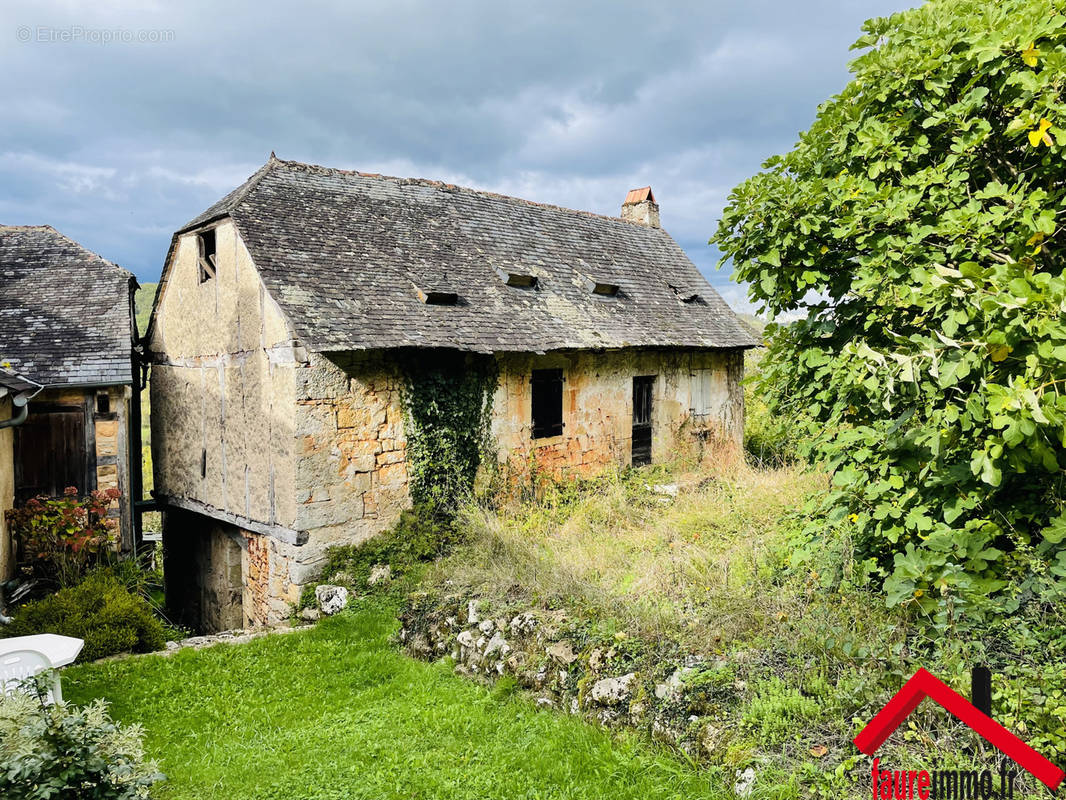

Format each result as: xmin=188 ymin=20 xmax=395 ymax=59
xmin=853 ymin=668 xmax=1064 ymax=791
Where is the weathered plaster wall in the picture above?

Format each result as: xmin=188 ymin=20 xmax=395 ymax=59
xmin=0 ymin=398 xmax=13 ymax=581
xmin=150 ymin=220 xmax=298 ymax=535
xmin=489 ymin=349 xmax=744 ymax=478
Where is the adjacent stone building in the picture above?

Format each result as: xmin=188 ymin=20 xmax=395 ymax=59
xmin=0 ymin=225 xmax=142 ymax=573
xmin=148 ymin=156 xmax=758 ymax=631
xmin=0 ymin=369 xmax=43 ymax=581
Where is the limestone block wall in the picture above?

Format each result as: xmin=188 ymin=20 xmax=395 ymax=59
xmin=489 ymin=348 xmax=743 ymax=479
xmin=0 ymin=398 xmax=13 ymax=580
xmin=288 ymin=350 xmax=409 ymax=574
xmin=150 ymin=220 xmax=298 ymax=534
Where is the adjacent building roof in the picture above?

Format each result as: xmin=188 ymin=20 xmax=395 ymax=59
xmin=174 ymin=156 xmax=758 ymax=354
xmin=0 ymin=225 xmax=135 ymax=387
xmin=0 ymin=367 xmax=43 ymax=404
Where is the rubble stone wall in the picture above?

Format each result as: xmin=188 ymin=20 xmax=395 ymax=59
xmin=489 ymin=349 xmax=744 ymax=479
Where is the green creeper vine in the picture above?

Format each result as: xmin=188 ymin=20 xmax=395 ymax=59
xmin=398 ymin=351 xmax=498 ymax=516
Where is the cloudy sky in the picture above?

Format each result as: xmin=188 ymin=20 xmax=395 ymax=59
xmin=2 ymin=0 xmax=913 ymax=312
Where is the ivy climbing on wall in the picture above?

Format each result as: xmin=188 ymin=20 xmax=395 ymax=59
xmin=398 ymin=351 xmax=497 ymax=516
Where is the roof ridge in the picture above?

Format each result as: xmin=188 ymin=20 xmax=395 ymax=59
xmin=175 ymin=156 xmax=278 ymax=234
xmin=0 ymin=224 xmax=130 ymax=276
xmin=268 ymin=156 xmax=656 ymax=228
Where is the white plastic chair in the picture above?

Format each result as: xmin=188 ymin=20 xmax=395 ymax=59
xmin=0 ymin=649 xmax=61 ymax=704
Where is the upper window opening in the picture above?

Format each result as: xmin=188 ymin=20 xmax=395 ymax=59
xmin=531 ymin=368 xmax=564 ymax=439
xmin=197 ymin=229 xmax=217 ymax=284
xmin=95 ymin=392 xmax=110 ymax=415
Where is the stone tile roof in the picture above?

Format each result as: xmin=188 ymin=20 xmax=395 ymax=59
xmin=0 ymin=225 xmax=135 ymax=387
xmin=177 ymin=156 xmax=758 ymax=354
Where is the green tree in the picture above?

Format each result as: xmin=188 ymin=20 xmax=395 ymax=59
xmin=714 ymin=0 xmax=1066 ymax=618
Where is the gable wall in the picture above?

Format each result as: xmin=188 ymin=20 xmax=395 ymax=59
xmin=149 ymin=220 xmax=298 ymax=533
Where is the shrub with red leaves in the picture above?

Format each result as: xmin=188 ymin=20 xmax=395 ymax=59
xmin=5 ymin=487 xmax=122 ymax=589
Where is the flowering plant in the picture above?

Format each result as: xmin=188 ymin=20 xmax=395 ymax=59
xmin=6 ymin=487 xmax=121 ymax=588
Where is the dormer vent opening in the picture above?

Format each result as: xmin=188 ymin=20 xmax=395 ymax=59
xmin=494 ymin=266 xmax=538 ymax=288
xmin=584 ymin=276 xmax=620 ymax=297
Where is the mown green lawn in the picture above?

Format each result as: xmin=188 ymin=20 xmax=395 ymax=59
xmin=64 ymin=603 xmax=724 ymax=800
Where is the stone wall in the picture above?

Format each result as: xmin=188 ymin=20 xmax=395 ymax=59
xmin=285 ymin=350 xmax=410 ymax=586
xmin=0 ymin=397 xmax=13 ymax=580
xmin=489 ymin=348 xmax=744 ymax=480
xmin=400 ymin=592 xmax=735 ymax=764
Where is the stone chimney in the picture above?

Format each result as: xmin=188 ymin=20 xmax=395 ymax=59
xmin=621 ymin=186 xmax=660 ymax=228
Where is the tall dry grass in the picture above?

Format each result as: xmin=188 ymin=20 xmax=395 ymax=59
xmin=431 ymin=463 xmax=825 ymax=651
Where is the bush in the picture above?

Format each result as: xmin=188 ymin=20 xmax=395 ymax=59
xmin=1 ymin=572 xmax=167 ymax=662
xmin=313 ymin=505 xmax=462 ymax=600
xmin=0 ymin=679 xmax=164 ymax=799
xmin=743 ymin=351 xmax=804 ymax=468
xmin=6 ymin=487 xmax=122 ymax=589
xmin=714 ymin=0 xmax=1066 ymax=617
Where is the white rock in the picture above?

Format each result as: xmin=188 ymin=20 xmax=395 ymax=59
xmin=467 ymin=600 xmax=480 ymax=624
xmin=315 ymin=584 xmax=349 ymax=615
xmin=456 ymin=629 xmax=477 ymax=651
xmin=654 ymin=667 xmax=692 ymax=701
xmin=367 ymin=564 xmax=391 ymax=585
xmin=590 ymin=673 xmax=638 ymax=706
xmin=478 ymin=619 xmax=496 ymax=635
xmin=649 ymin=483 xmax=679 ymax=497
xmin=734 ymin=768 xmax=756 ymax=797
xmin=483 ymin=631 xmax=511 ymax=660
xmin=300 ymin=607 xmax=322 ymax=622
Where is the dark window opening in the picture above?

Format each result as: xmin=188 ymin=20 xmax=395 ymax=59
xmin=632 ymin=375 xmax=655 ymax=466
xmin=95 ymin=393 xmax=110 ymax=415
xmin=669 ymin=283 xmax=703 ymax=304
xmin=197 ymin=229 xmax=217 ymax=284
xmin=531 ymin=368 xmax=564 ymax=439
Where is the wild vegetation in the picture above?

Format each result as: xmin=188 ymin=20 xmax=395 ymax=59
xmin=715 ymin=0 xmax=1066 ymax=621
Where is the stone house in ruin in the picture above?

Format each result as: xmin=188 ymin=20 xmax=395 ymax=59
xmin=147 ymin=156 xmax=757 ymax=631
xmin=0 ymin=225 xmax=142 ymax=578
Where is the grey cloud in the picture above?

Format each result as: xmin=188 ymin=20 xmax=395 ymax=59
xmin=2 ymin=0 xmax=912 ymax=304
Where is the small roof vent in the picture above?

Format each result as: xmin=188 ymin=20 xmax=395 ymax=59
xmin=413 ymin=281 xmax=459 ymax=305
xmin=584 ymin=276 xmax=620 ymax=297
xmin=669 ymin=283 xmax=703 ymax=304
xmin=493 ymin=266 xmax=538 ymax=288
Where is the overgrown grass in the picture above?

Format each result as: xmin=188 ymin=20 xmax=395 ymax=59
xmin=431 ymin=463 xmax=824 ymax=651
xmin=414 ymin=463 xmax=1065 ymax=797
xmin=64 ymin=603 xmax=726 ymax=800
